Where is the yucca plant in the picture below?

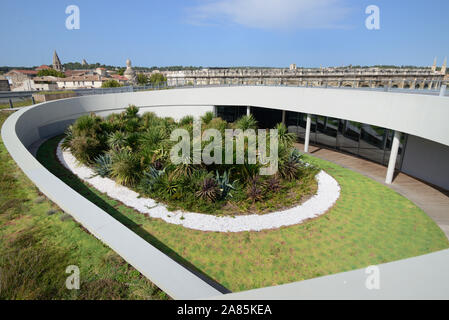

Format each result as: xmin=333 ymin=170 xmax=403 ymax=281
xmin=107 ymin=131 xmax=128 ymax=150
xmin=201 ymin=111 xmax=215 ymax=125
xmin=278 ymin=159 xmax=299 ymax=181
xmin=179 ymin=115 xmax=194 ymax=126
xmin=61 ymin=126 xmax=74 ymax=150
xmin=157 ymin=173 xmax=181 ymax=198
xmin=125 ymin=105 xmax=139 ymax=118
xmin=235 ymin=114 xmax=258 ymax=130
xmin=196 ymin=177 xmax=219 ymax=202
xmin=93 ymin=153 xmax=112 ymax=178
xmin=110 ymin=149 xmax=141 ymax=186
xmin=276 ymin=123 xmax=297 ymax=147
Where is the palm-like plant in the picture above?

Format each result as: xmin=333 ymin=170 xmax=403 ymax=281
xmin=110 ymin=149 xmax=141 ymax=186
xmin=276 ymin=123 xmax=297 ymax=147
xmin=235 ymin=114 xmax=258 ymax=131
xmin=179 ymin=115 xmax=194 ymax=126
xmin=201 ymin=112 xmax=215 ymax=125
xmin=125 ymin=105 xmax=139 ymax=118
xmin=107 ymin=131 xmax=128 ymax=150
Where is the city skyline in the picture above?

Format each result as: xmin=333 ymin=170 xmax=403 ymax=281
xmin=0 ymin=0 xmax=448 ymax=68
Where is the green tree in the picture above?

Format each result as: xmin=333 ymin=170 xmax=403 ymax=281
xmin=136 ymin=73 xmax=149 ymax=86
xmin=37 ymin=69 xmax=66 ymax=78
xmin=149 ymin=73 xmax=167 ymax=85
xmin=102 ymin=80 xmax=121 ymax=88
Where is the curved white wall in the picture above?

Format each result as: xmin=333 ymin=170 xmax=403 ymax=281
xmin=3 ymin=86 xmax=449 ymax=299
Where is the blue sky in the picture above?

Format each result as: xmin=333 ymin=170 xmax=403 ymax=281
xmin=0 ymin=0 xmax=448 ymax=68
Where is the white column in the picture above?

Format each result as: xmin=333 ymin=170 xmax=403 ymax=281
xmin=385 ymin=131 xmax=402 ymax=184
xmin=440 ymin=84 xmax=447 ymax=97
xmin=246 ymin=106 xmax=251 ymax=116
xmin=282 ymin=110 xmax=286 ymax=124
xmin=304 ymin=114 xmax=312 ymax=153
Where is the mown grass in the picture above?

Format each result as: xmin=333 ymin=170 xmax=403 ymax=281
xmin=0 ymin=99 xmax=34 ymax=110
xmin=0 ymin=112 xmax=168 ymax=300
xmin=38 ymin=135 xmax=449 ymax=292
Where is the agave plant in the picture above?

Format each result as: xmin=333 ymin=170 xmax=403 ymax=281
xmin=216 ymin=170 xmax=236 ymax=200
xmin=110 ymin=149 xmax=141 ymax=186
xmin=235 ymin=114 xmax=258 ymax=130
xmin=196 ymin=177 xmax=219 ymax=202
xmin=139 ymin=165 xmax=165 ymax=193
xmin=93 ymin=153 xmax=112 ymax=178
xmin=276 ymin=123 xmax=297 ymax=147
xmin=289 ymin=148 xmax=303 ymax=164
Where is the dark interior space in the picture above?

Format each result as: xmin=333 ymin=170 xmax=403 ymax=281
xmin=250 ymin=106 xmax=283 ymax=129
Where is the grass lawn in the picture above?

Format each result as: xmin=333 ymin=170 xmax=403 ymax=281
xmin=37 ymin=134 xmax=449 ymax=292
xmin=0 ymin=112 xmax=168 ymax=300
xmin=0 ymin=99 xmax=34 ymax=110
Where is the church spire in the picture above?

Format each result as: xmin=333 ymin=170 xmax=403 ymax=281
xmin=53 ymin=50 xmax=63 ymax=72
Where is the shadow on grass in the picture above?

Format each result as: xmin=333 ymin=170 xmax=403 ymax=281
xmin=37 ymin=135 xmax=230 ymax=295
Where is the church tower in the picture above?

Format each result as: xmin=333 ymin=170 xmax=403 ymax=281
xmin=442 ymin=57 xmax=447 ymax=75
xmin=53 ymin=50 xmax=63 ymax=72
xmin=431 ymin=57 xmax=437 ymax=72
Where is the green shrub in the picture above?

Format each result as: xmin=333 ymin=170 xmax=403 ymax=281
xmin=276 ymin=123 xmax=297 ymax=147
xmin=110 ymin=150 xmax=142 ymax=186
xmin=179 ymin=115 xmax=194 ymax=126
xmin=201 ymin=111 xmax=215 ymax=125
xmin=235 ymin=114 xmax=258 ymax=130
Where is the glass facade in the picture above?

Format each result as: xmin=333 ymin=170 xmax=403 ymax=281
xmin=217 ymin=106 xmax=407 ymax=170
xmin=286 ymin=111 xmax=407 ymax=170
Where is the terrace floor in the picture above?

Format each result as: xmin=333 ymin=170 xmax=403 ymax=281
xmin=295 ymin=142 xmax=449 ymax=240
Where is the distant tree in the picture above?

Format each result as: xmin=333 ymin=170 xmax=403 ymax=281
xmin=136 ymin=73 xmax=149 ymax=85
xmin=37 ymin=69 xmax=66 ymax=78
xmin=117 ymin=68 xmax=126 ymax=76
xmin=102 ymin=80 xmax=121 ymax=88
xmin=149 ymin=73 xmax=167 ymax=85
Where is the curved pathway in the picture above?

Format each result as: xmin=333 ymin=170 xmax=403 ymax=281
xmin=297 ymin=143 xmax=449 ymax=239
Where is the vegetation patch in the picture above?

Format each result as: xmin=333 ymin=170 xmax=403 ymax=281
xmin=0 ymin=111 xmax=168 ymax=300
xmin=39 ymin=129 xmax=449 ymax=293
xmin=61 ymin=106 xmax=319 ymax=216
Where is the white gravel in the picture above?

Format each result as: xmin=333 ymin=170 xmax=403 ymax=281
xmin=57 ymin=141 xmax=340 ymax=232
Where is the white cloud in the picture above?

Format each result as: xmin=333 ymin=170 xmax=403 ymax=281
xmin=187 ymin=0 xmax=352 ymax=30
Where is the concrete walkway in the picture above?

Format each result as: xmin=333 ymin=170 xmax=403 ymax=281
xmin=296 ymin=143 xmax=449 ymax=240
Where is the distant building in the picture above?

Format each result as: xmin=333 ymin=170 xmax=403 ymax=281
xmin=35 ymin=65 xmax=52 ymax=71
xmin=289 ymin=64 xmax=297 ymax=70
xmin=53 ymin=50 xmax=63 ymax=72
xmin=32 ymin=76 xmax=59 ymax=91
xmin=0 ymin=75 xmax=10 ymax=91
xmin=56 ymin=75 xmax=108 ymax=89
xmin=4 ymin=69 xmax=38 ymax=90
xmin=81 ymin=59 xmax=88 ymax=66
